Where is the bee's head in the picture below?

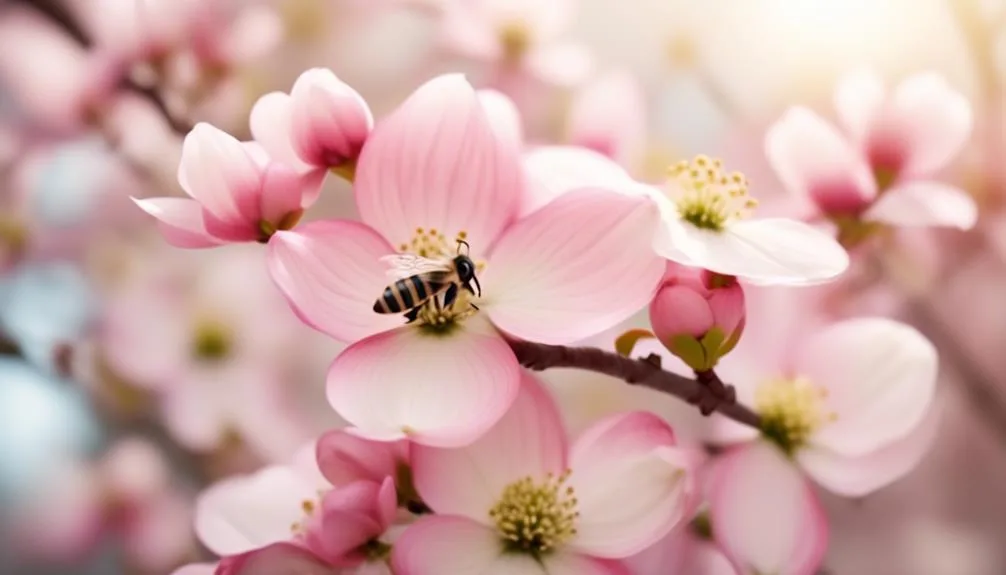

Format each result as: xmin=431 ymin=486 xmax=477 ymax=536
xmin=453 ymin=255 xmax=476 ymax=282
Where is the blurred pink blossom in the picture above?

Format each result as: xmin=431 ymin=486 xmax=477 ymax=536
xmin=623 ymin=525 xmax=735 ymax=575
xmin=438 ymin=0 xmax=591 ymax=86
xmin=267 ymin=74 xmax=663 ymax=447
xmin=566 ymin=70 xmax=647 ymax=170
xmin=766 ymin=71 xmax=976 ymax=230
xmin=135 ymin=123 xmax=324 ymax=248
xmin=250 ymin=68 xmax=373 ymax=176
xmin=393 ymin=373 xmax=694 ymax=574
xmin=100 ymin=246 xmax=316 ymax=459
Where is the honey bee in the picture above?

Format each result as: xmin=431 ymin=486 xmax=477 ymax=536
xmin=373 ymin=240 xmax=482 ymax=323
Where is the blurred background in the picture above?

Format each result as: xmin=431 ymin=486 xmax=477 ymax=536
xmin=0 ymin=0 xmax=1003 ymax=573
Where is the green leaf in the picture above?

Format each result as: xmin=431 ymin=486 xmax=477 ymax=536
xmin=614 ymin=328 xmax=656 ymax=357
xmin=668 ymin=334 xmax=705 ymax=371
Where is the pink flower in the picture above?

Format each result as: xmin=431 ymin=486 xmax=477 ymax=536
xmin=316 ymin=429 xmax=409 ymax=487
xmin=649 ymin=263 xmax=746 ymax=371
xmin=708 ymin=442 xmax=829 ymax=575
xmin=135 ymin=123 xmax=324 ymax=248
xmin=268 ymin=74 xmax=664 ymax=447
xmin=438 ymin=0 xmax=591 ymax=86
xmin=250 ymin=68 xmax=373 ymax=175
xmin=766 ymin=71 xmax=976 ymax=230
xmin=391 ymin=373 xmax=694 ymax=574
xmin=521 ymin=145 xmax=645 ymax=215
xmin=195 ymin=458 xmax=397 ymax=574
xmin=566 ymin=70 xmax=647 ymax=170
xmin=719 ymin=316 xmax=940 ymax=496
xmin=100 ymin=246 xmax=315 ymax=459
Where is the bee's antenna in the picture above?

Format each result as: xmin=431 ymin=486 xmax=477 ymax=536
xmin=456 ymin=239 xmax=470 ymax=256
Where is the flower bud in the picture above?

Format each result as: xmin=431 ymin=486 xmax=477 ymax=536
xmin=289 ymin=68 xmax=373 ymax=170
xmin=649 ymin=264 xmax=745 ymax=371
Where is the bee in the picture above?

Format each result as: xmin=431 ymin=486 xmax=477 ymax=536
xmin=373 ymin=240 xmax=482 ymax=323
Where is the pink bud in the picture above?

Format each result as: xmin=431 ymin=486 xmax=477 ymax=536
xmin=289 ymin=68 xmax=373 ymax=169
xmin=649 ymin=264 xmax=745 ymax=370
xmin=302 ymin=477 xmax=396 ymax=566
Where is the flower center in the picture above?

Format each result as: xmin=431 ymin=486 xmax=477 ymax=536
xmin=398 ymin=227 xmax=455 ymax=259
xmin=666 ymin=155 xmax=756 ymax=231
xmin=488 ymin=471 xmax=579 ymax=555
xmin=499 ymin=20 xmax=532 ymax=61
xmin=754 ymin=376 xmax=837 ymax=454
xmin=191 ymin=320 xmax=232 ymax=362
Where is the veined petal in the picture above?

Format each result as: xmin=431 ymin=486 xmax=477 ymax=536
xmin=289 ymin=68 xmax=373 ymax=168
xmin=411 ymin=372 xmax=567 ymax=521
xmin=833 ymin=69 xmax=886 ymax=144
xmin=800 ymin=401 xmax=940 ymax=497
xmin=326 ymin=321 xmax=520 ymax=448
xmin=132 ymin=197 xmax=223 ymax=248
xmin=249 ymin=91 xmax=311 ymax=171
xmin=675 ymin=219 xmax=849 ymax=285
xmin=484 ymin=188 xmax=664 ymax=344
xmin=259 ymin=164 xmax=313 ymax=225
xmin=520 ymin=146 xmax=632 ymax=215
xmin=391 ymin=516 xmax=543 ymax=575
xmin=354 ymin=74 xmax=521 ymax=256
xmin=864 ymin=181 xmax=977 ymax=230
xmin=178 ymin=122 xmax=263 ymax=223
xmin=194 ymin=465 xmax=321 ymax=555
xmin=884 ymin=73 xmax=972 ymax=177
xmin=542 ymin=552 xmax=631 ymax=575
xmin=709 ymin=443 xmax=828 ymax=575
xmin=476 ymin=89 xmax=523 ymax=149
xmin=267 ymin=220 xmax=402 ymax=343
xmin=567 ymin=412 xmax=692 ymax=558
xmin=765 ymin=107 xmax=876 ymax=213
xmin=796 ymin=318 xmax=937 ymax=457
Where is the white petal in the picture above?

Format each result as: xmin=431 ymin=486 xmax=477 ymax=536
xmin=833 ymin=69 xmax=886 ymax=143
xmin=391 ymin=516 xmax=544 ymax=575
xmin=796 ymin=318 xmax=938 ymax=457
xmin=865 ymin=181 xmax=977 ymax=230
xmin=671 ymin=219 xmax=849 ymax=285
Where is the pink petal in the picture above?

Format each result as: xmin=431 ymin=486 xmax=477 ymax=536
xmin=195 ymin=465 xmax=322 ymax=555
xmin=566 ymin=412 xmax=693 ymax=558
xmin=567 ymin=70 xmax=646 ymax=167
xmin=249 ymin=92 xmax=310 ymax=171
xmin=171 ymin=565 xmax=217 ymax=575
xmin=267 ymin=220 xmax=403 ymax=343
xmin=799 ymin=402 xmax=940 ymax=497
xmin=520 ymin=146 xmax=633 ymax=215
xmin=882 ymin=73 xmax=973 ymax=177
xmin=178 ymin=123 xmax=263 ymax=225
xmin=316 ymin=430 xmax=406 ymax=487
xmin=306 ymin=479 xmax=394 ymax=564
xmin=525 ymin=43 xmax=593 ymax=86
xmin=133 ymin=197 xmax=223 ymax=248
xmin=411 ymin=372 xmax=567 ymax=520
xmin=484 ymin=188 xmax=664 ymax=344
xmin=391 ymin=515 xmax=544 ymax=575
xmin=259 ymin=163 xmax=320 ymax=224
xmin=218 ymin=542 xmax=333 ymax=575
xmin=864 ymin=181 xmax=977 ymax=230
xmin=542 ymin=552 xmax=630 ymax=575
xmin=290 ymin=68 xmax=373 ymax=168
xmin=764 ymin=107 xmax=876 ymax=213
xmin=354 ymin=74 xmax=522 ymax=254
xmin=795 ymin=318 xmax=937 ymax=457
xmin=709 ymin=443 xmax=828 ymax=575
xmin=477 ymin=89 xmax=524 ymax=148
xmin=833 ymin=69 xmax=886 ymax=144
xmin=326 ymin=321 xmax=520 ymax=447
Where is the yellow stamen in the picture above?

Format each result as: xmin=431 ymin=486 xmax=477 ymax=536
xmin=666 ymin=155 xmax=757 ymax=231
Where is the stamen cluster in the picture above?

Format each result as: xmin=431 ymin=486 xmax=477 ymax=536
xmin=488 ymin=471 xmax=579 ymax=555
xmin=667 ymin=155 xmax=756 ymax=231
xmin=755 ymin=376 xmax=837 ymax=453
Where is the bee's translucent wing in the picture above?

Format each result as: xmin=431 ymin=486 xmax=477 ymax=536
xmin=380 ymin=254 xmax=452 ymax=280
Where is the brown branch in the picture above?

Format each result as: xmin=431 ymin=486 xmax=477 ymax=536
xmin=15 ymin=0 xmax=192 ymax=135
xmin=0 ymin=331 xmax=21 ymax=357
xmin=506 ymin=338 xmax=762 ymax=429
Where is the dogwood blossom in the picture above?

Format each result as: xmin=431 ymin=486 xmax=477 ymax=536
xmin=267 ymin=74 xmax=664 ymax=447
xmin=392 ymin=373 xmax=694 ymax=574
xmin=766 ymin=71 xmax=976 ymax=234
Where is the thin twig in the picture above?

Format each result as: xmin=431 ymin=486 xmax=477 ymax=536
xmin=506 ymin=338 xmax=762 ymax=428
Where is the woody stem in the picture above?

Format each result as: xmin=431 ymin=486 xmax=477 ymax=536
xmin=506 ymin=338 xmax=762 ymax=429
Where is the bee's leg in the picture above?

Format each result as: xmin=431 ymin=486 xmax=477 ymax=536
xmin=432 ymin=295 xmax=442 ymax=313
xmin=443 ymin=284 xmax=459 ymax=309
xmin=469 ymin=303 xmax=480 ymax=311
xmin=404 ymin=306 xmax=421 ymax=323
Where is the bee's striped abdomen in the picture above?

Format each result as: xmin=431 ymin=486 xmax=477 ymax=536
xmin=373 ymin=272 xmax=450 ymax=315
